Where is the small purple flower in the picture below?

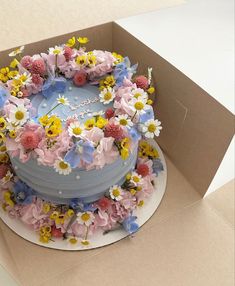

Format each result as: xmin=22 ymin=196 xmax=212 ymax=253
xmin=69 ymin=198 xmax=97 ymax=212
xmin=114 ymin=57 xmax=138 ymax=86
xmin=129 ymin=127 xmax=141 ymax=142
xmin=64 ymin=140 xmax=95 ymax=168
xmin=13 ymin=180 xmax=34 ymax=205
xmin=42 ymin=76 xmax=66 ymax=98
xmin=122 ymin=215 xmax=139 ymax=234
xmin=152 ymin=158 xmax=164 ymax=175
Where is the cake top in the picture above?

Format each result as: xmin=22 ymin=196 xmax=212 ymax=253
xmin=0 ymin=36 xmax=162 ymax=177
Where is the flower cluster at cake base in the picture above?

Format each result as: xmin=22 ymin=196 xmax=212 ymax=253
xmin=0 ymin=141 xmax=163 ymax=247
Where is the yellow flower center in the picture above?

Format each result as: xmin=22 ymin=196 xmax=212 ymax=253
xmin=81 ymin=240 xmax=90 ymax=246
xmin=72 ymin=127 xmax=82 ymax=135
xmin=81 ymin=213 xmax=91 ymax=222
xmin=15 ymin=111 xmax=24 ymax=120
xmin=133 ymin=176 xmax=140 ymax=183
xmin=119 ymin=119 xmax=127 ymax=126
xmin=104 ymin=92 xmax=112 ymax=101
xmin=134 ymin=102 xmax=144 ymax=110
xmin=112 ymin=189 xmax=120 ymax=197
xmin=53 ymin=49 xmax=61 ymax=55
xmin=148 ymin=124 xmax=156 ymax=133
xmin=59 ymin=161 xmax=69 ymax=170
xmin=69 ymin=237 xmax=78 ymax=244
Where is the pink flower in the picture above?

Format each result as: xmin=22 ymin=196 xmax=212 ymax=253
xmin=51 ymin=226 xmax=64 ymax=238
xmin=32 ymin=73 xmax=44 ymax=85
xmin=73 ymin=70 xmax=87 ymax=86
xmin=20 ymin=56 xmax=33 ymax=70
xmin=136 ymin=163 xmax=150 ymax=177
xmin=20 ymin=130 xmax=40 ymax=150
xmin=0 ymin=164 xmax=9 ymax=179
xmin=105 ymin=108 xmax=115 ymax=119
xmin=31 ymin=59 xmax=46 ymax=75
xmin=83 ymin=127 xmax=104 ymax=144
xmin=96 ymin=197 xmax=112 ymax=211
xmin=21 ymin=88 xmax=30 ymax=97
xmin=135 ymin=75 xmax=149 ymax=90
xmin=104 ymin=122 xmax=125 ymax=140
xmin=64 ymin=46 xmax=73 ymax=61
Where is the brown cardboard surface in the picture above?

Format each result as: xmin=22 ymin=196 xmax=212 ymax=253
xmin=112 ymin=23 xmax=235 ymax=196
xmin=0 ymin=0 xmax=185 ymax=51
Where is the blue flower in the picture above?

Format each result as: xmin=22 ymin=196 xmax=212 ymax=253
xmin=139 ymin=106 xmax=154 ymax=123
xmin=129 ymin=127 xmax=141 ymax=142
xmin=42 ymin=76 xmax=66 ymax=98
xmin=64 ymin=140 xmax=95 ymax=168
xmin=122 ymin=215 xmax=139 ymax=234
xmin=114 ymin=57 xmax=138 ymax=86
xmin=13 ymin=180 xmax=34 ymax=205
xmin=69 ymin=198 xmax=97 ymax=212
xmin=0 ymin=86 xmax=9 ymax=108
xmin=152 ymin=158 xmax=164 ymax=175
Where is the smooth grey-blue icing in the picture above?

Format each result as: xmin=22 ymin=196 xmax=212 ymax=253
xmin=11 ymin=146 xmax=137 ymax=204
xmin=11 ymin=80 xmax=138 ymax=204
xmin=31 ymin=80 xmax=112 ymax=122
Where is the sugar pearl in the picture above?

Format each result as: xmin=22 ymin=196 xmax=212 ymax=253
xmin=76 ymin=175 xmax=80 ymax=180
xmin=68 ymin=86 xmax=73 ymax=91
xmin=58 ymin=190 xmax=63 ymax=195
xmin=74 ymin=96 xmax=78 ymax=101
xmin=42 ymin=103 xmax=47 ymax=108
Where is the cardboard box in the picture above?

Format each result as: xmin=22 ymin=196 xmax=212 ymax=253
xmin=0 ymin=4 xmax=234 ymax=286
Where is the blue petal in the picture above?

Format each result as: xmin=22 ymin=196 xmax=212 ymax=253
xmin=54 ymin=77 xmax=67 ymax=93
xmin=152 ymin=158 xmax=164 ymax=175
xmin=42 ymin=78 xmax=54 ymax=98
xmin=139 ymin=107 xmax=154 ymax=123
xmin=129 ymin=127 xmax=141 ymax=142
xmin=64 ymin=149 xmax=81 ymax=168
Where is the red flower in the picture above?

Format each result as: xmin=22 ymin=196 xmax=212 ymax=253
xmin=97 ymin=197 xmax=111 ymax=211
xmin=137 ymin=163 xmax=150 ymax=177
xmin=135 ymin=75 xmax=149 ymax=90
xmin=20 ymin=131 xmax=40 ymax=150
xmin=51 ymin=226 xmax=63 ymax=238
xmin=73 ymin=70 xmax=87 ymax=87
xmin=20 ymin=56 xmax=33 ymax=70
xmin=32 ymin=74 xmax=43 ymax=85
xmin=0 ymin=164 xmax=9 ymax=179
xmin=31 ymin=59 xmax=46 ymax=76
xmin=105 ymin=108 xmax=115 ymax=119
xmin=64 ymin=46 xmax=73 ymax=61
xmin=104 ymin=122 xmax=125 ymax=140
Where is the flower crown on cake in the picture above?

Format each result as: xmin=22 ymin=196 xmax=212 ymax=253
xmin=0 ymin=36 xmax=162 ymax=176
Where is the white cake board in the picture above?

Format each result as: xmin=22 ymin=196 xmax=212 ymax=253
xmin=0 ymin=140 xmax=167 ymax=251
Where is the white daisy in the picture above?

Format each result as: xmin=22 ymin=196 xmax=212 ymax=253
xmin=68 ymin=122 xmax=84 ymax=138
xmin=15 ymin=72 xmax=32 ymax=86
xmin=9 ymin=105 xmax=29 ymax=125
xmin=54 ymin=159 xmax=72 ymax=175
xmin=130 ymin=97 xmax=149 ymax=115
xmin=130 ymin=171 xmax=142 ymax=186
xmin=116 ymin=114 xmax=133 ymax=128
xmin=67 ymin=236 xmax=78 ymax=245
xmin=80 ymin=239 xmax=91 ymax=248
xmin=99 ymin=87 xmax=115 ymax=104
xmin=92 ymin=111 xmax=105 ymax=117
xmin=0 ymin=171 xmax=13 ymax=186
xmin=142 ymin=119 xmax=162 ymax=138
xmin=48 ymin=46 xmax=64 ymax=55
xmin=8 ymin=46 xmax=25 ymax=57
xmin=57 ymin=95 xmax=69 ymax=106
xmin=131 ymin=88 xmax=148 ymax=101
xmin=109 ymin=185 xmax=124 ymax=201
xmin=76 ymin=211 xmax=95 ymax=227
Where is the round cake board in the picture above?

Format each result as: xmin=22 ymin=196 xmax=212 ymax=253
xmin=0 ymin=140 xmax=167 ymax=251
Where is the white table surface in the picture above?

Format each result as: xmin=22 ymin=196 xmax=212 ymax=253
xmin=116 ymin=0 xmax=234 ymax=193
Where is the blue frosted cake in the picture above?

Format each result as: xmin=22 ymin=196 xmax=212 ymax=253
xmin=0 ymin=36 xmax=163 ymax=245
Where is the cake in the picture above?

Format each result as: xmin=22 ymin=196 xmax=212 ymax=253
xmin=0 ymin=36 xmax=163 ymax=246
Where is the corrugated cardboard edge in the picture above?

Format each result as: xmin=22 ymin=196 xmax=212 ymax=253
xmin=112 ymin=22 xmax=235 ymax=196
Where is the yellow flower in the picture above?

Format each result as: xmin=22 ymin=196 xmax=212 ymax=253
xmin=103 ymin=75 xmax=116 ymax=87
xmin=84 ymin=117 xmax=96 ymax=130
xmin=50 ymin=211 xmax=60 ymax=220
xmin=126 ymin=173 xmax=131 ymax=180
xmin=10 ymin=58 xmax=19 ymax=69
xmin=4 ymin=191 xmax=15 ymax=207
xmin=66 ymin=209 xmax=75 ymax=217
xmin=77 ymin=37 xmax=89 ymax=44
xmin=42 ymin=203 xmax=51 ymax=214
xmin=48 ymin=115 xmax=62 ymax=127
xmin=68 ymin=237 xmax=78 ymax=244
xmin=130 ymin=189 xmax=137 ymax=196
xmin=0 ymin=117 xmax=7 ymax=131
xmin=7 ymin=70 xmax=19 ymax=79
xmin=121 ymin=137 xmax=130 ymax=149
xmin=39 ymin=115 xmax=49 ymax=127
xmin=12 ymin=78 xmax=22 ymax=89
xmin=0 ymin=153 xmax=9 ymax=163
xmin=66 ymin=36 xmax=76 ymax=47
xmin=147 ymin=87 xmax=155 ymax=94
xmin=0 ymin=67 xmax=10 ymax=83
xmin=39 ymin=235 xmax=51 ymax=243
xmin=96 ymin=117 xmax=107 ymax=129
xmin=39 ymin=226 xmax=52 ymax=243
xmin=0 ymin=132 xmax=6 ymax=143
xmin=9 ymin=130 xmax=17 ymax=138
xmin=138 ymin=200 xmax=144 ymax=207
xmin=120 ymin=148 xmax=129 ymax=160
xmin=45 ymin=125 xmax=62 ymax=138
xmin=55 ymin=214 xmax=65 ymax=225
xmin=76 ymin=54 xmax=87 ymax=66
xmin=87 ymin=54 xmax=96 ymax=67
xmin=147 ymin=99 xmax=153 ymax=105
xmin=112 ymin=52 xmax=124 ymax=64
xmin=0 ymin=145 xmax=7 ymax=152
